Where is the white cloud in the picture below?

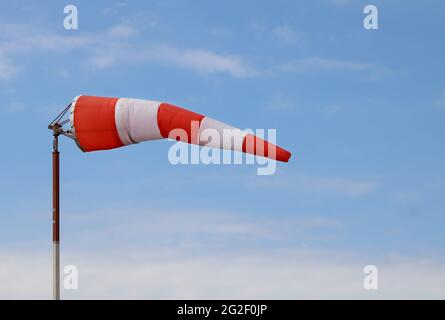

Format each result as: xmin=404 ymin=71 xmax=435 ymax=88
xmin=107 ymin=24 xmax=138 ymax=38
xmin=101 ymin=2 xmax=128 ymax=16
xmin=60 ymin=208 xmax=341 ymax=249
xmin=244 ymin=171 xmax=378 ymax=197
xmin=0 ymin=21 xmax=385 ymax=82
xmin=2 ymin=248 xmax=445 ymax=299
xmin=303 ymin=175 xmax=377 ymax=196
xmin=56 ymin=69 xmax=71 ymax=79
xmin=264 ymin=92 xmax=296 ymax=111
xmin=0 ymin=208 xmax=341 ymax=299
xmin=1 ymin=206 xmax=443 ymax=299
xmin=434 ymin=90 xmax=445 ymax=109
xmin=280 ymin=57 xmax=374 ymax=73
xmin=0 ymin=56 xmax=17 ymax=81
xmin=272 ymin=25 xmax=300 ymax=45
xmin=88 ymin=53 xmax=118 ymax=69
xmin=321 ymin=104 xmax=346 ymax=115
xmin=0 ymin=22 xmax=255 ymax=80
xmin=152 ymin=45 xmax=256 ymax=78
xmin=0 ymin=23 xmax=94 ymax=53
xmin=6 ymin=100 xmax=26 ymax=112
xmin=330 ymin=0 xmax=354 ymax=6
xmin=84 ymin=43 xmax=256 ymax=77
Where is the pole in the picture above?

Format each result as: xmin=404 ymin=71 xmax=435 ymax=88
xmin=52 ymin=132 xmax=60 ymax=300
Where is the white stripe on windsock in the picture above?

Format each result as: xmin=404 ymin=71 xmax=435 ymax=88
xmin=198 ymin=117 xmax=246 ymax=152
xmin=115 ymin=98 xmax=162 ymax=145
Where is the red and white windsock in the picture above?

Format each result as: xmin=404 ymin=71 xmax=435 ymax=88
xmin=69 ymin=95 xmax=291 ymax=162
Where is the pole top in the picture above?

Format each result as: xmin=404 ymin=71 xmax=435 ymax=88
xmin=48 ymin=104 xmax=74 ymax=140
xmin=48 ymin=123 xmax=62 ymax=135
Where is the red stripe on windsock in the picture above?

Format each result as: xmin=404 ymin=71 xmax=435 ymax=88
xmin=73 ymin=95 xmax=124 ymax=152
xmin=242 ymin=134 xmax=291 ymax=162
xmin=157 ymin=103 xmax=205 ymax=144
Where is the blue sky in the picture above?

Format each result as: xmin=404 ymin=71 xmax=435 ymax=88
xmin=1 ymin=0 xmax=445 ymax=298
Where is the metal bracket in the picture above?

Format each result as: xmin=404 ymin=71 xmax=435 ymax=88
xmin=48 ymin=104 xmax=74 ymax=140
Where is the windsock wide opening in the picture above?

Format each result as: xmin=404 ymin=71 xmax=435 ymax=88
xmin=70 ymin=95 xmax=123 ymax=152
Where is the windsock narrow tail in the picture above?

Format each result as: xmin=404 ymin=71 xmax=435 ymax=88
xmin=70 ymin=95 xmax=291 ymax=162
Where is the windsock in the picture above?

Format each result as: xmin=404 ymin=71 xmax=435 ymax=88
xmin=69 ymin=95 xmax=291 ymax=162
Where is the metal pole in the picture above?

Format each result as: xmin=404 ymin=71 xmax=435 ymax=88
xmin=52 ymin=133 xmax=60 ymax=300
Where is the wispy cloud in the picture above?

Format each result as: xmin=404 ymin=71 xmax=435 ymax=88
xmin=84 ymin=42 xmax=256 ymax=77
xmin=0 ymin=54 xmax=17 ymax=81
xmin=131 ymin=45 xmax=256 ymax=78
xmin=6 ymin=100 xmax=26 ymax=112
xmin=280 ymin=57 xmax=374 ymax=73
xmin=61 ymin=208 xmax=341 ymax=250
xmin=244 ymin=171 xmax=378 ymax=197
xmin=320 ymin=104 xmax=346 ymax=115
xmin=301 ymin=175 xmax=377 ymax=197
xmin=0 ymin=21 xmax=383 ymax=81
xmin=107 ymin=24 xmax=138 ymax=38
xmin=0 ymin=22 xmax=256 ymax=80
xmin=434 ymin=89 xmax=445 ymax=109
xmin=272 ymin=25 xmax=300 ymax=45
xmin=101 ymin=2 xmax=128 ymax=16
xmin=329 ymin=0 xmax=354 ymax=6
xmin=2 ymin=248 xmax=445 ymax=299
xmin=264 ymin=92 xmax=296 ymax=111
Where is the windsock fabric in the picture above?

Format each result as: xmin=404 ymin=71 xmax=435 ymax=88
xmin=70 ymin=95 xmax=291 ymax=162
